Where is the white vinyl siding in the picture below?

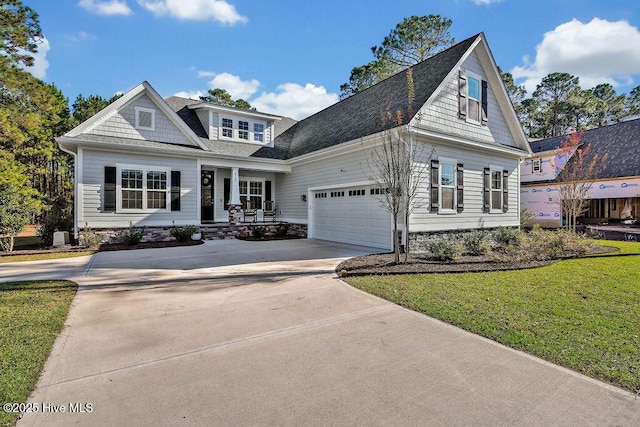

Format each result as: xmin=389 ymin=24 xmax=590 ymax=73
xmin=415 ymin=51 xmax=517 ymax=148
xmin=81 ymin=149 xmax=198 ymax=228
xmin=410 ymin=143 xmax=520 ymax=232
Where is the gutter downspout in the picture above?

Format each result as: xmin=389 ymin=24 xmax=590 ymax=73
xmin=59 ymin=143 xmax=79 ymax=240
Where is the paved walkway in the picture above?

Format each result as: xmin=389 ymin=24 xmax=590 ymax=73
xmin=2 ymin=239 xmax=638 ymax=426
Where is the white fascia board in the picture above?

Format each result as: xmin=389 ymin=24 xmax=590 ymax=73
xmin=410 ymin=126 xmax=530 ymax=159
xmin=188 ymin=103 xmax=283 ymax=121
xmin=57 ymin=136 xmax=291 ymax=173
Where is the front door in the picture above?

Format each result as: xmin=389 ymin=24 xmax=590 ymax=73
xmin=201 ymin=170 xmax=214 ymax=223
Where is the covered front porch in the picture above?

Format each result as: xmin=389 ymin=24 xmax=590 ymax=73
xmin=198 ymin=159 xmax=290 ymax=225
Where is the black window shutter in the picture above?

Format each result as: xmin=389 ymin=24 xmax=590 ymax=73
xmin=104 ymin=166 xmax=116 ymax=212
xmin=458 ymin=71 xmax=467 ymax=119
xmin=456 ymin=164 xmax=464 ymax=213
xmin=483 ymin=168 xmax=491 ymax=213
xmin=481 ymin=80 xmax=488 ymax=125
xmin=265 ymin=180 xmax=272 ymax=202
xmin=502 ymin=170 xmax=509 ymax=212
xmin=171 ymin=171 xmax=181 ymax=211
xmin=224 ymin=178 xmax=230 ymax=210
xmin=430 ymin=160 xmax=439 ymax=211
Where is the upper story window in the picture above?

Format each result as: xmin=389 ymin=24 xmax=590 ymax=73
xmin=459 ymin=70 xmax=487 ymax=125
xmin=254 ymin=123 xmax=264 ymax=142
xmin=532 ymin=159 xmax=543 ymax=173
xmin=222 ymin=118 xmax=233 ymax=138
xmin=238 ymin=121 xmax=249 ymax=140
xmin=135 ymin=107 xmax=155 ymax=131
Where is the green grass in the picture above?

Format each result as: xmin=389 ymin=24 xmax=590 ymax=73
xmin=0 ymin=281 xmax=78 ymax=427
xmin=345 ymin=240 xmax=640 ymax=392
xmin=0 ymin=251 xmax=95 ymax=264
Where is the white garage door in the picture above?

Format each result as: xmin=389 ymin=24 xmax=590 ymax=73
xmin=311 ymin=186 xmax=392 ymax=250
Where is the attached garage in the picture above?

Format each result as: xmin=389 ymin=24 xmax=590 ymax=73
xmin=310 ymin=186 xmax=393 ymax=250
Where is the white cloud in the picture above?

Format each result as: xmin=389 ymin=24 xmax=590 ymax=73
xmin=137 ymin=0 xmax=247 ymax=24
xmin=252 ymin=83 xmax=339 ymax=120
xmin=78 ymin=0 xmax=133 ymax=16
xmin=512 ymin=18 xmax=640 ymax=93
xmin=472 ymin=0 xmax=503 ymax=5
xmin=207 ymin=72 xmax=259 ymax=100
xmin=174 ymin=90 xmax=205 ymax=99
xmin=64 ymin=31 xmax=97 ymax=42
xmin=22 ymin=37 xmax=50 ymax=79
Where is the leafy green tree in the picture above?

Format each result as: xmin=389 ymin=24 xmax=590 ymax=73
xmin=624 ymin=84 xmax=640 ymax=118
xmin=71 ymin=93 xmax=122 ymax=125
xmin=529 ymin=72 xmax=581 ymax=138
xmin=199 ymin=88 xmax=255 ymax=110
xmin=340 ymin=15 xmax=454 ymax=98
xmin=499 ymin=67 xmax=526 ymax=120
xmin=589 ymin=83 xmax=626 ymax=126
xmin=567 ymin=89 xmax=604 ymax=131
xmin=0 ymin=0 xmax=42 ymax=67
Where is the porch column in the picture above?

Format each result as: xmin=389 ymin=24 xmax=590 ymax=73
xmin=228 ymin=167 xmax=242 ymax=224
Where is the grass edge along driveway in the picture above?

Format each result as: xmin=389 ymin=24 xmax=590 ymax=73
xmin=344 ymin=240 xmax=640 ymax=393
xmin=0 ymin=281 xmax=77 ymax=427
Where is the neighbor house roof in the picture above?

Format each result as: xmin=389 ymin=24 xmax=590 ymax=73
xmin=529 ymin=118 xmax=640 ymax=180
xmin=275 ymin=33 xmax=481 ymax=159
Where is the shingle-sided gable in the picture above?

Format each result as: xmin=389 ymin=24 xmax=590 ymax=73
xmin=88 ymin=94 xmax=195 ymax=146
xmin=415 ymin=49 xmax=518 ymax=148
xmin=275 ymin=34 xmax=480 ymax=159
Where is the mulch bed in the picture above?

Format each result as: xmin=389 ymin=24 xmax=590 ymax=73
xmin=236 ymin=235 xmax=305 ymax=241
xmin=336 ymin=246 xmax=619 ymax=276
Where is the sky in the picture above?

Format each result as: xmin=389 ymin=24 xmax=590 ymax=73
xmin=22 ymin=0 xmax=640 ymax=120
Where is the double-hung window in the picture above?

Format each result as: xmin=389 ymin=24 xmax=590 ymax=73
xmin=459 ymin=70 xmax=487 ymax=125
xmin=254 ymin=123 xmax=264 ymax=142
xmin=532 ymin=159 xmax=543 ymax=173
xmin=239 ymin=179 xmax=263 ymax=208
xmin=118 ymin=165 xmax=170 ymax=212
xmin=491 ymin=170 xmax=502 ymax=211
xmin=467 ymin=76 xmax=481 ymax=123
xmin=430 ymin=159 xmax=464 ymax=213
xmin=440 ymin=163 xmax=456 ymax=211
xmin=238 ymin=121 xmax=249 ymax=140
xmin=483 ymin=166 xmax=509 ymax=213
xmin=222 ymin=118 xmax=233 ymax=138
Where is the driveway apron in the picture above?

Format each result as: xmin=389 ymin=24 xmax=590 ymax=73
xmin=1 ymin=239 xmax=638 ymax=426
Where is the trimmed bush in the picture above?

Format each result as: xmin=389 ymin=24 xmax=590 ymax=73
xmin=463 ymin=230 xmax=491 ymax=255
xmin=120 ymin=222 xmax=145 ymax=246
xmin=170 ymin=223 xmax=198 ymax=242
xmin=428 ymin=238 xmax=464 ymax=261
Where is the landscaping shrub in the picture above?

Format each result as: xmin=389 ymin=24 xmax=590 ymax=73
xmin=492 ymin=227 xmax=523 ymax=248
xmin=251 ymin=225 xmax=267 ymax=238
xmin=120 ymin=222 xmax=145 ymax=246
xmin=275 ymin=222 xmax=290 ymax=237
xmin=428 ymin=238 xmax=464 ymax=261
xmin=170 ymin=223 xmax=198 ymax=242
xmin=79 ymin=224 xmax=103 ymax=249
xmin=463 ymin=230 xmax=491 ymax=255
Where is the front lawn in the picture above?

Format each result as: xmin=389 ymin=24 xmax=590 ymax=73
xmin=344 ymin=240 xmax=640 ymax=393
xmin=0 ymin=281 xmax=78 ymax=427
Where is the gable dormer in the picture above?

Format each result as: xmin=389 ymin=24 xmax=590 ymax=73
xmin=188 ymin=103 xmax=280 ymax=147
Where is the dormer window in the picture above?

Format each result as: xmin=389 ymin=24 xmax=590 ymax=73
xmin=254 ymin=123 xmax=264 ymax=142
xmin=239 ymin=121 xmax=249 ymax=140
xmin=135 ymin=107 xmax=155 ymax=131
xmin=459 ymin=70 xmax=488 ymax=126
xmin=222 ymin=118 xmax=233 ymax=138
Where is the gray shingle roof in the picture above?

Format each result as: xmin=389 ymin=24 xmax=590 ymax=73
xmin=529 ymin=118 xmax=640 ymax=180
xmin=274 ymin=34 xmax=480 ymax=159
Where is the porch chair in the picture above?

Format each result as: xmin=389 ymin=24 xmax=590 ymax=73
xmin=263 ymin=200 xmax=276 ymax=222
xmin=243 ymin=199 xmax=258 ymax=223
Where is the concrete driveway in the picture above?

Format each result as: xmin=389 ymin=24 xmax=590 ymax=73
xmin=2 ymin=239 xmax=638 ymax=426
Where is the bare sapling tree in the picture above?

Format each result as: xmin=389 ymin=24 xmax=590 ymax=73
xmin=553 ymin=131 xmax=607 ymax=232
xmin=368 ymin=69 xmax=432 ymax=263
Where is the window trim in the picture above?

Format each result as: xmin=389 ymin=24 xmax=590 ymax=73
xmin=135 ymin=107 xmax=155 ymax=131
xmin=489 ymin=165 xmax=503 ymax=213
xmin=465 ymin=71 xmax=482 ymax=125
xmin=239 ymin=177 xmax=265 ymax=209
xmin=116 ymin=164 xmax=171 ymax=213
xmin=532 ymin=158 xmax=543 ymax=174
xmin=438 ymin=157 xmax=457 ymax=214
